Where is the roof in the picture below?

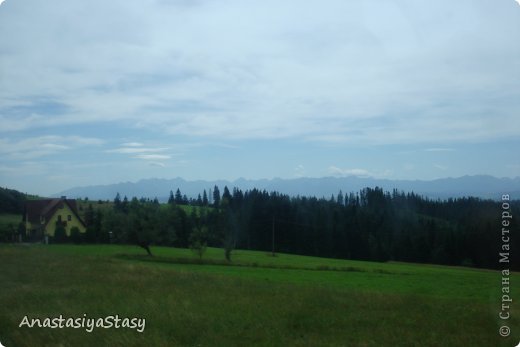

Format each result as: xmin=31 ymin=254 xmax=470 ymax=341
xmin=24 ymin=198 xmax=85 ymax=228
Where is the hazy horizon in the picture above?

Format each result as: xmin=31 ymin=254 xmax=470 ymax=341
xmin=1 ymin=0 xmax=519 ymax=196
xmin=1 ymin=173 xmax=519 ymax=198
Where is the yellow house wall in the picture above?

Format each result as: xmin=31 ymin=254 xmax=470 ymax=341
xmin=44 ymin=203 xmax=86 ymax=237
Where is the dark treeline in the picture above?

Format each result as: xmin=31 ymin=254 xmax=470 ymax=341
xmin=0 ymin=187 xmax=30 ymax=214
xmin=79 ymin=187 xmax=519 ymax=271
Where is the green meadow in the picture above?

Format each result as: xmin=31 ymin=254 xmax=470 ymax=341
xmin=0 ymin=244 xmax=518 ymax=347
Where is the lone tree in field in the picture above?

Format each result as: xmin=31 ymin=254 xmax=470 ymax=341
xmin=189 ymin=225 xmax=208 ymax=260
xmin=126 ymin=198 xmax=160 ymax=256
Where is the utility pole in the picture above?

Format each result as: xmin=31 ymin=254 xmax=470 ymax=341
xmin=271 ymin=215 xmax=275 ymax=257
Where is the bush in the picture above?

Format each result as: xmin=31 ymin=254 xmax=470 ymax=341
xmin=70 ymin=227 xmax=83 ymax=244
xmin=53 ymin=222 xmax=68 ymax=243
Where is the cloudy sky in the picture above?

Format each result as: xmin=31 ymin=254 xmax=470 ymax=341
xmin=1 ymin=0 xmax=519 ymax=196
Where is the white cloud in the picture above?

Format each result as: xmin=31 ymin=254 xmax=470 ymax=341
xmin=0 ymin=0 xmax=518 ymax=144
xmin=328 ymin=166 xmax=373 ymax=178
xmin=0 ymin=162 xmax=45 ymax=175
xmin=68 ymin=136 xmax=105 ymax=146
xmin=433 ymin=164 xmax=448 ymax=171
xmin=107 ymin=147 xmax=168 ymax=154
xmin=148 ymin=161 xmax=166 ymax=168
xmin=425 ymin=148 xmax=455 ymax=152
xmin=294 ymin=164 xmax=305 ymax=178
xmin=121 ymin=142 xmax=144 ymax=147
xmin=403 ymin=163 xmax=415 ymax=171
xmin=107 ymin=144 xmax=174 ymax=164
xmin=133 ymin=154 xmax=171 ymax=160
xmin=0 ymin=136 xmax=104 ymax=160
xmin=327 ymin=166 xmax=392 ymax=178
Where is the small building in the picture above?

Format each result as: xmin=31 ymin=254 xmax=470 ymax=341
xmin=23 ymin=197 xmax=86 ymax=241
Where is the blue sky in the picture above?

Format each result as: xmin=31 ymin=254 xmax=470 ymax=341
xmin=1 ymin=0 xmax=519 ymax=196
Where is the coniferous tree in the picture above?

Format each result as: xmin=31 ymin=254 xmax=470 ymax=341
xmin=337 ymin=190 xmax=344 ymax=205
xmin=51 ymin=186 xmax=520 ymax=271
xmin=122 ymin=196 xmax=129 ymax=213
xmin=213 ymin=185 xmax=221 ymax=207
xmin=222 ymin=186 xmax=231 ymax=203
xmin=114 ymin=193 xmax=122 ymax=212
xmin=174 ymin=188 xmax=182 ymax=204
xmin=202 ymin=190 xmax=209 ymax=206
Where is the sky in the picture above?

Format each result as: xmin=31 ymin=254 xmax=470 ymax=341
xmin=0 ymin=0 xmax=519 ymax=196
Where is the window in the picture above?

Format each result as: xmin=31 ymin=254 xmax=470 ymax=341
xmin=68 ymin=215 xmax=72 ymax=221
xmin=57 ymin=215 xmax=62 ymax=222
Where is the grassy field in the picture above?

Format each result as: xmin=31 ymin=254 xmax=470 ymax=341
xmin=0 ymin=244 xmax=518 ymax=347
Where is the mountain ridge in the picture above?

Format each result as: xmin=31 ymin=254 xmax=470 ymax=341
xmin=54 ymin=175 xmax=520 ymax=202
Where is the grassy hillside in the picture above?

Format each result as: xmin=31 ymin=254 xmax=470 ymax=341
xmin=1 ymin=244 xmax=518 ymax=346
xmin=0 ymin=187 xmax=41 ymax=214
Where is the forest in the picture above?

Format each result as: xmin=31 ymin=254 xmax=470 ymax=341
xmin=1 ymin=186 xmax=519 ymax=270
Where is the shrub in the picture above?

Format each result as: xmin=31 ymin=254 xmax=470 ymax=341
xmin=70 ymin=227 xmax=83 ymax=244
xmin=53 ymin=222 xmax=68 ymax=243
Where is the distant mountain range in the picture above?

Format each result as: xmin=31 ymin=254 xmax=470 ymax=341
xmin=54 ymin=175 xmax=520 ymax=202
